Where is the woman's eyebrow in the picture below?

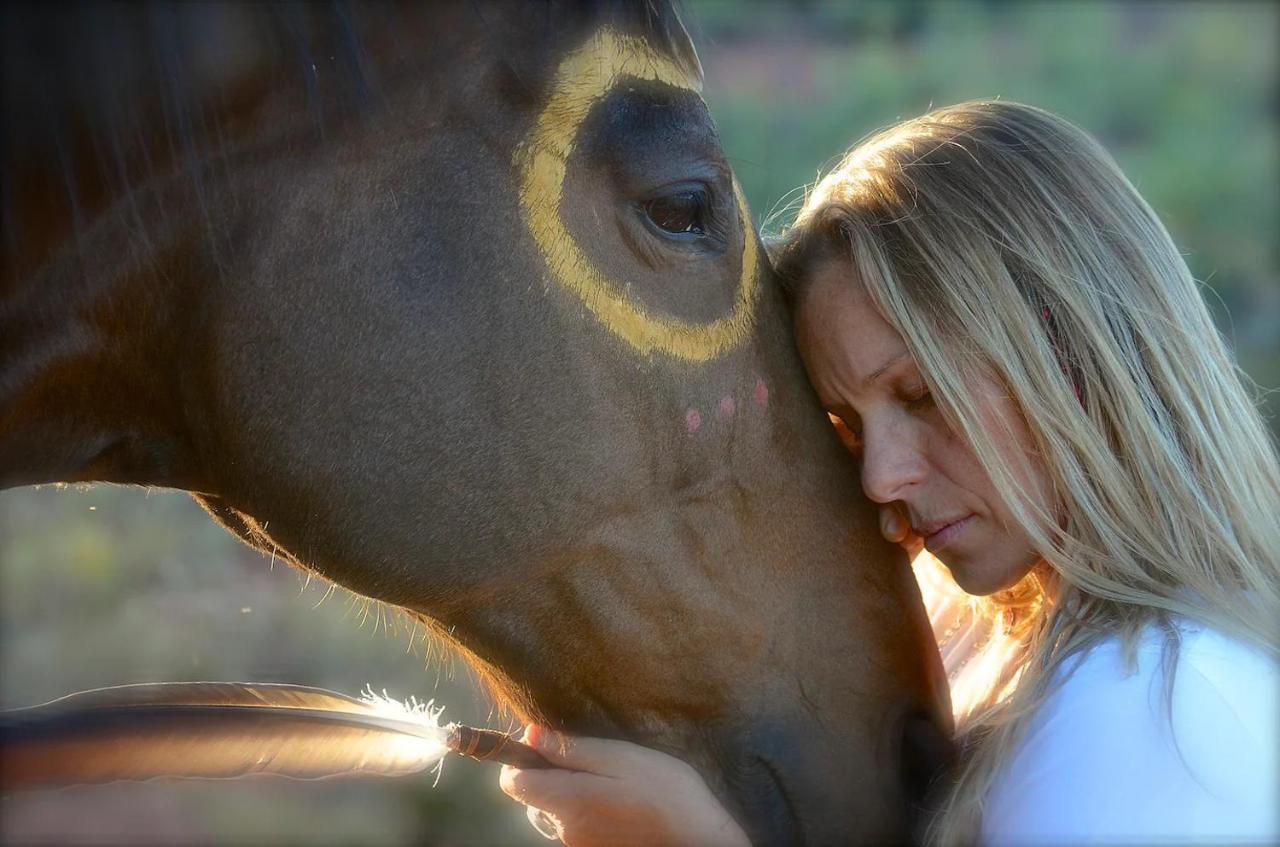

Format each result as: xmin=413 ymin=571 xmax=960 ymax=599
xmin=862 ymin=349 xmax=911 ymax=388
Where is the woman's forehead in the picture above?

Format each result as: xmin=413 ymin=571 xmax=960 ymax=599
xmin=796 ymin=261 xmax=913 ymax=390
xmin=803 ymin=260 xmax=892 ymax=338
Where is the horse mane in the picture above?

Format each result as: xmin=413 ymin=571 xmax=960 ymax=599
xmin=0 ymin=0 xmax=698 ymax=287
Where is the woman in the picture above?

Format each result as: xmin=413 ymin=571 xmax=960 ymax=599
xmin=499 ymin=101 xmax=1280 ymax=845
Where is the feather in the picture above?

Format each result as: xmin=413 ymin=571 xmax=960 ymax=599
xmin=0 ymin=682 xmax=452 ymax=790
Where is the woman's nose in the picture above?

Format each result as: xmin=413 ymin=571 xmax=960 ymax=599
xmin=860 ymin=424 xmax=926 ymax=504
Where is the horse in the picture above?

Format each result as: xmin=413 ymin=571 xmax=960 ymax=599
xmin=0 ymin=2 xmax=951 ymax=842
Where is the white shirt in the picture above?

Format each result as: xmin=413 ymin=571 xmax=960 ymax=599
xmin=980 ymin=616 xmax=1280 ymax=846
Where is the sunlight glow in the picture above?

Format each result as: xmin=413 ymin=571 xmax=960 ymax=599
xmin=359 ymin=686 xmax=452 ymax=785
xmin=912 ymin=553 xmax=1027 ymax=723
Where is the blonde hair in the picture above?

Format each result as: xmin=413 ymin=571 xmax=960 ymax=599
xmin=774 ymin=100 xmax=1280 ymax=844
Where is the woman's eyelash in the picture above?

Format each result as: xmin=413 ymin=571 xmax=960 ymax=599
xmin=904 ymin=388 xmax=933 ymax=410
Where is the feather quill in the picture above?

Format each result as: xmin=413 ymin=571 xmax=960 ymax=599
xmin=0 ymin=682 xmax=453 ymax=790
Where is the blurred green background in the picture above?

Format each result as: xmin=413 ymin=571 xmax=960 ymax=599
xmin=3 ymin=2 xmax=1276 ymax=844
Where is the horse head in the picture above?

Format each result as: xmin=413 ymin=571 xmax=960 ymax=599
xmin=0 ymin=3 xmax=950 ymax=842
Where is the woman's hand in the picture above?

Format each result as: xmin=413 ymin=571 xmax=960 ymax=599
xmin=498 ymin=725 xmax=750 ymax=847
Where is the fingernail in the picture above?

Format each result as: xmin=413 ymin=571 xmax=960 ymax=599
xmin=524 ymin=724 xmax=546 ymax=748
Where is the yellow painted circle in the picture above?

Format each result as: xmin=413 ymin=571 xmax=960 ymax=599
xmin=515 ymin=28 xmax=758 ymax=363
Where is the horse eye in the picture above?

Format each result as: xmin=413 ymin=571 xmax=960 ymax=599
xmin=644 ymin=190 xmax=708 ymax=236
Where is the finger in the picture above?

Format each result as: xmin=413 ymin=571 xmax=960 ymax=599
xmin=499 ymin=763 xmax=613 ymax=810
xmin=523 ymin=726 xmax=655 ymax=777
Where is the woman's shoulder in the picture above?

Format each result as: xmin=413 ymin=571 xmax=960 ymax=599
xmin=1170 ymin=618 xmax=1278 ymax=740
xmin=1007 ymin=616 xmax=1277 ymax=715
xmin=981 ymin=617 xmax=1279 ymax=846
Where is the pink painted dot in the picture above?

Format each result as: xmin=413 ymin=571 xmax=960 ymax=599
xmin=718 ymin=395 xmax=736 ymax=418
xmin=685 ymin=408 xmax=702 ymax=434
xmin=754 ymin=378 xmax=769 ymax=407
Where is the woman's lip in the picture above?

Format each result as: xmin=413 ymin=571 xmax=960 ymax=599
xmin=923 ymin=515 xmax=975 ymax=552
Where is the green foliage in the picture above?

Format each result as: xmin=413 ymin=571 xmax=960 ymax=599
xmin=693 ymin=0 xmax=1278 ymax=419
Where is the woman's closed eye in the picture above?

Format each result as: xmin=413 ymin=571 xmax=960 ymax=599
xmin=903 ymin=384 xmax=934 ymax=411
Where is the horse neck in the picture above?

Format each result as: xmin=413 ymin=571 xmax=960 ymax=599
xmin=0 ymin=171 xmax=212 ymax=491
xmin=0 ymin=1 xmax=391 ymax=493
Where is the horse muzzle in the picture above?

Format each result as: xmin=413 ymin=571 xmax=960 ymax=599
xmin=711 ymin=706 xmax=953 ymax=846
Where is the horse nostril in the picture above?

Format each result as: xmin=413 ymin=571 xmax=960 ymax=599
xmin=900 ymin=712 xmax=956 ymax=822
xmin=712 ymin=724 xmax=805 ymax=847
xmin=718 ymin=753 xmax=801 ymax=847
xmin=752 ymin=753 xmax=802 ymax=846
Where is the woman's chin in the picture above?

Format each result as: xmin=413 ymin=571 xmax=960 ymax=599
xmin=947 ymin=556 xmax=1036 ymax=597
